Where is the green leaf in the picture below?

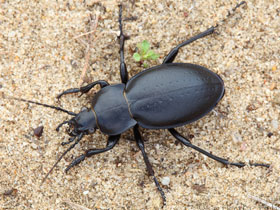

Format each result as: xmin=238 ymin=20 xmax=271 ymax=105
xmin=150 ymin=52 xmax=159 ymax=60
xmin=133 ymin=40 xmax=159 ymax=65
xmin=145 ymin=50 xmax=155 ymax=58
xmin=142 ymin=53 xmax=149 ymax=60
xmin=141 ymin=40 xmax=150 ymax=54
xmin=133 ymin=53 xmax=141 ymax=62
xmin=143 ymin=50 xmax=159 ymax=60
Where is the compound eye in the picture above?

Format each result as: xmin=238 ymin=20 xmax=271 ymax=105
xmin=89 ymin=128 xmax=95 ymax=133
xmin=81 ymin=107 xmax=87 ymax=112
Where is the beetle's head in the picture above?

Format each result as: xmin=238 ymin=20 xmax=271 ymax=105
xmin=9 ymin=96 xmax=98 ymax=137
xmin=8 ymin=96 xmax=99 ymax=183
xmin=57 ymin=107 xmax=97 ymax=137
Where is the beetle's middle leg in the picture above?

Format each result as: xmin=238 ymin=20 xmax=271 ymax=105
xmin=133 ymin=125 xmax=166 ymax=205
xmin=65 ymin=134 xmax=120 ymax=172
xmin=169 ymin=128 xmax=270 ymax=168
xmin=119 ymin=4 xmax=129 ymax=84
xmin=57 ymin=80 xmax=109 ymax=99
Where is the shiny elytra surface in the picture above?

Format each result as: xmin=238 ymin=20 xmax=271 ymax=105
xmin=125 ymin=63 xmax=224 ymax=129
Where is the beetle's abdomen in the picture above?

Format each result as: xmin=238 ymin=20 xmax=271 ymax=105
xmin=125 ymin=63 xmax=224 ymax=129
xmin=91 ymin=84 xmax=136 ymax=135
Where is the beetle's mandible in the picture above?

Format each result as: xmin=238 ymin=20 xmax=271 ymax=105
xmin=13 ymin=1 xmax=269 ymax=205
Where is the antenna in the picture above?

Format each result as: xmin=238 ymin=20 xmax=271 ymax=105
xmin=7 ymin=96 xmax=77 ymax=116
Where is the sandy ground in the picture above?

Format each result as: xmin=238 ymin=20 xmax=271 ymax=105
xmin=1 ymin=0 xmax=279 ymax=209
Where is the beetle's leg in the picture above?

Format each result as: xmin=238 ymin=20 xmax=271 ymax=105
xmin=65 ymin=134 xmax=120 ymax=172
xmin=133 ymin=125 xmax=166 ymax=206
xmin=119 ymin=4 xmax=128 ymax=84
xmin=61 ymin=136 xmax=76 ymax=146
xmin=42 ymin=132 xmax=84 ymax=183
xmin=163 ymin=1 xmax=246 ymax=64
xmin=162 ymin=27 xmax=215 ymax=64
xmin=57 ymin=80 xmax=109 ymax=99
xmin=56 ymin=120 xmax=73 ymax=132
xmin=169 ymin=128 xmax=270 ymax=168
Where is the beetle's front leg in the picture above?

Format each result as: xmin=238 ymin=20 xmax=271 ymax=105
xmin=65 ymin=134 xmax=120 ymax=172
xmin=119 ymin=4 xmax=128 ymax=84
xmin=169 ymin=128 xmax=270 ymax=168
xmin=57 ymin=80 xmax=109 ymax=99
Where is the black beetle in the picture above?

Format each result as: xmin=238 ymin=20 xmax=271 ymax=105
xmin=13 ymin=1 xmax=269 ymax=205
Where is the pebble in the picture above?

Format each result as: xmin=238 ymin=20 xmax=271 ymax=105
xmin=232 ymin=132 xmax=242 ymax=143
xmin=161 ymin=177 xmax=170 ymax=186
xmin=271 ymin=119 xmax=278 ymax=130
xmin=83 ymin=190 xmax=89 ymax=195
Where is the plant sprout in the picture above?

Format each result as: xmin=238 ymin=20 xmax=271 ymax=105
xmin=133 ymin=40 xmax=159 ymax=68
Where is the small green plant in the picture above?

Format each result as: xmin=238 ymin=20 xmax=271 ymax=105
xmin=133 ymin=40 xmax=159 ymax=68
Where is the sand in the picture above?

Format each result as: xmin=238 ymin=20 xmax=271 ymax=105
xmin=1 ymin=0 xmax=279 ymax=209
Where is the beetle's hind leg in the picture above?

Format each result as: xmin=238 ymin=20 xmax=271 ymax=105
xmin=57 ymin=80 xmax=109 ymax=99
xmin=162 ymin=27 xmax=215 ymax=64
xmin=162 ymin=1 xmax=246 ymax=64
xmin=118 ymin=4 xmax=129 ymax=84
xmin=133 ymin=125 xmax=166 ymax=206
xmin=169 ymin=128 xmax=270 ymax=168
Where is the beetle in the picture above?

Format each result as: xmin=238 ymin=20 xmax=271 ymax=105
xmin=13 ymin=1 xmax=269 ymax=205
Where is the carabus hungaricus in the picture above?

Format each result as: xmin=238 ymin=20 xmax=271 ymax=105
xmin=13 ymin=1 xmax=269 ymax=205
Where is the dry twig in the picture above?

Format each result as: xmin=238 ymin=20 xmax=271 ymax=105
xmin=71 ymin=13 xmax=100 ymax=86
xmin=248 ymin=194 xmax=280 ymax=210
xmin=62 ymin=200 xmax=92 ymax=210
xmin=78 ymin=13 xmax=100 ymax=86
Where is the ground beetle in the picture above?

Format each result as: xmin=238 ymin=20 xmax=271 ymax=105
xmin=14 ymin=1 xmax=269 ymax=205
